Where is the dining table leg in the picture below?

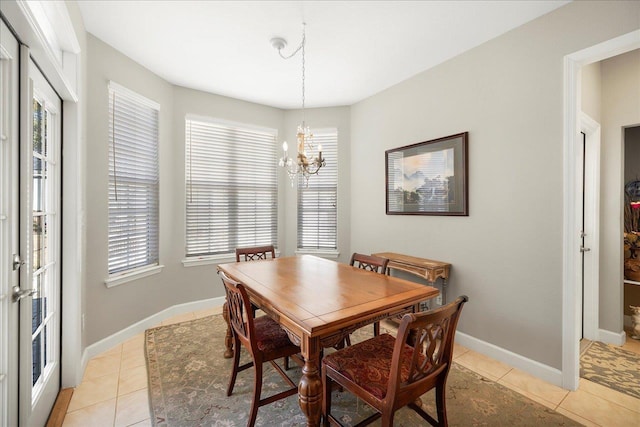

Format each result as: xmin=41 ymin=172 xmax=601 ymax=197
xmin=222 ymin=301 xmax=233 ymax=358
xmin=299 ymin=337 xmax=322 ymax=426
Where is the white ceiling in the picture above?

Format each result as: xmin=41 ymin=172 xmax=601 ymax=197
xmin=78 ymin=0 xmax=570 ymax=109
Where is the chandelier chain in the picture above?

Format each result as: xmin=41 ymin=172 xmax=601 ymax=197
xmin=301 ymin=25 xmax=305 ymax=122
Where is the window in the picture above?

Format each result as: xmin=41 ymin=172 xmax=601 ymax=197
xmin=108 ymin=82 xmax=159 ymax=275
xmin=185 ymin=116 xmax=278 ymax=257
xmin=297 ymin=128 xmax=338 ymax=250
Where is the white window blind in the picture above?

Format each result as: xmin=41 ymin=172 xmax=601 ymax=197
xmin=108 ymin=82 xmax=160 ymax=275
xmin=185 ymin=117 xmax=278 ymax=257
xmin=297 ymin=129 xmax=338 ymax=250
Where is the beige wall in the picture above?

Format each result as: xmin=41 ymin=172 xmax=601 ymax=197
xmin=600 ymin=49 xmax=640 ymax=330
xmin=350 ymin=1 xmax=640 ymax=369
xmin=84 ymin=35 xmax=351 ymax=345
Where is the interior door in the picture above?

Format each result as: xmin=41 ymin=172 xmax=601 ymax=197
xmin=1 ymin=18 xmax=20 ymax=427
xmin=17 ymin=53 xmax=63 ymax=427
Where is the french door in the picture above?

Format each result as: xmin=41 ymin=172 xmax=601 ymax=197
xmin=20 ymin=55 xmax=63 ymax=427
xmin=1 ymin=18 xmax=62 ymax=425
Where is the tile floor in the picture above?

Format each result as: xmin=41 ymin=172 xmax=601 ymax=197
xmin=62 ymin=309 xmax=640 ymax=427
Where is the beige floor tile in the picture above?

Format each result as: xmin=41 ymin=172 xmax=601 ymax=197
xmin=559 ymin=388 xmax=640 ymax=426
xmin=62 ymin=398 xmax=117 ymax=427
xmin=83 ymin=352 xmax=121 ymax=381
xmin=122 ymin=333 xmax=145 ymax=353
xmin=555 ymin=407 xmax=600 ymax=427
xmin=579 ymin=378 xmax=640 ymax=413
xmin=100 ymin=343 xmax=123 ymax=359
xmin=121 ymin=347 xmax=146 ymax=371
xmin=454 ymin=350 xmax=511 ymax=381
xmin=161 ymin=312 xmax=195 ymax=326
xmin=129 ymin=419 xmax=152 ymax=427
xmin=193 ymin=306 xmax=222 ymax=318
xmin=499 ymin=369 xmax=569 ymax=407
xmin=452 ymin=343 xmax=470 ymax=359
xmin=119 ymin=364 xmax=148 ymax=396
xmin=114 ymin=388 xmax=151 ymax=427
xmin=68 ymin=373 xmax=119 ymax=412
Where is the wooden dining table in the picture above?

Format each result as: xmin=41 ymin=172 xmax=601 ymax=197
xmin=217 ymin=255 xmax=439 ymax=427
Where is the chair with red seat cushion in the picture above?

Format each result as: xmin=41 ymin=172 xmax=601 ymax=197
xmin=322 ymin=295 xmax=468 ymax=427
xmin=219 ymin=270 xmax=300 ymax=427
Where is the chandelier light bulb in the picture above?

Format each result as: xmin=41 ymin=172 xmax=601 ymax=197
xmin=282 ymin=141 xmax=288 ymax=152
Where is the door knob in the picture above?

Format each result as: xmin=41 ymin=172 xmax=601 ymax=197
xmin=12 ymin=285 xmax=35 ymax=303
xmin=12 ymin=254 xmax=24 ymax=271
xmin=580 ymin=246 xmax=591 ymax=253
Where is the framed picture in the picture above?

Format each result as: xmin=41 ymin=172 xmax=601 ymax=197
xmin=386 ymin=132 xmax=468 ymax=216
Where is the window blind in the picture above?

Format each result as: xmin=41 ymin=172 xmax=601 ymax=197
xmin=108 ymin=82 xmax=160 ymax=274
xmin=297 ymin=129 xmax=338 ymax=250
xmin=185 ymin=117 xmax=278 ymax=257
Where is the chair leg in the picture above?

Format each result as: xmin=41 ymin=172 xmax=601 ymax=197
xmin=373 ymin=321 xmax=380 ymax=337
xmin=227 ymin=336 xmax=241 ymax=396
xmin=322 ymin=370 xmax=332 ymax=427
xmin=248 ymin=359 xmax=263 ymax=427
xmin=435 ymin=383 xmax=447 ymax=427
xmin=284 ymin=356 xmax=290 ymax=370
xmin=381 ymin=411 xmax=394 ymax=427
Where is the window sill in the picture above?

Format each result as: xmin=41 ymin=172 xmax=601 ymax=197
xmin=182 ymin=254 xmax=236 ymax=268
xmin=295 ymin=249 xmax=340 ymax=260
xmin=104 ymin=264 xmax=164 ymax=288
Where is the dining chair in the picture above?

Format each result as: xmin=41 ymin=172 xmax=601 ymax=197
xmin=321 ymin=295 xmax=468 ymax=427
xmin=219 ymin=270 xmax=301 ymax=427
xmin=235 ymin=244 xmax=276 ymax=262
xmin=233 ymin=244 xmax=301 ymax=369
xmin=350 ymin=253 xmax=390 ymax=338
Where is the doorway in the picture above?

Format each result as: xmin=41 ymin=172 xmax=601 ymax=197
xmin=563 ymin=30 xmax=640 ymax=390
xmin=1 ymin=18 xmax=63 ymax=425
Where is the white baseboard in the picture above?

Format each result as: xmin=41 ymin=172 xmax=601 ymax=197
xmin=598 ymin=328 xmax=627 ymax=346
xmin=455 ymin=331 xmax=563 ymax=387
xmin=80 ymin=297 xmax=226 ymax=380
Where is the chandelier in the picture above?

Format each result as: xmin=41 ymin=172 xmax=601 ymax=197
xmin=272 ymin=24 xmax=325 ymax=186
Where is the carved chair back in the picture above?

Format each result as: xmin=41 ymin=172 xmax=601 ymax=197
xmin=386 ymin=295 xmax=468 ymax=409
xmin=235 ymin=245 xmax=275 ymax=262
xmin=219 ymin=270 xmax=257 ymax=352
xmin=350 ymin=253 xmax=389 ymax=274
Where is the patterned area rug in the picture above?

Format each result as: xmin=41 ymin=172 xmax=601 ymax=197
xmin=580 ymin=340 xmax=640 ymax=400
xmin=145 ymin=315 xmax=581 ymax=426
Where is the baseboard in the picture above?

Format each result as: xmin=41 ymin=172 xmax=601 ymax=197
xmin=454 ymin=331 xmax=563 ymax=387
xmin=598 ymin=328 xmax=627 ymax=346
xmin=80 ymin=297 xmax=226 ymax=378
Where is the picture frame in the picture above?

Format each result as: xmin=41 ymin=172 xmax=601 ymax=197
xmin=385 ymin=132 xmax=468 ymax=216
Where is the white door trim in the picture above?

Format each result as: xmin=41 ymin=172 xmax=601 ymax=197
xmin=562 ymin=29 xmax=640 ymax=390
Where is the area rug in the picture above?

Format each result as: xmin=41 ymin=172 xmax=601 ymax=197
xmin=580 ymin=340 xmax=640 ymax=400
xmin=145 ymin=315 xmax=581 ymax=426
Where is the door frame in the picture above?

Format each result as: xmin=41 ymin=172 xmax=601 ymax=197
xmin=0 ymin=18 xmax=20 ymax=427
xmin=1 ymin=0 xmax=84 ymax=391
xmin=562 ymin=29 xmax=640 ymax=390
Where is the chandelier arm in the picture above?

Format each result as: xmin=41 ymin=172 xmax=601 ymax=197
xmin=277 ymin=23 xmax=306 ymax=60
xmin=278 ymin=41 xmax=304 ymax=60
